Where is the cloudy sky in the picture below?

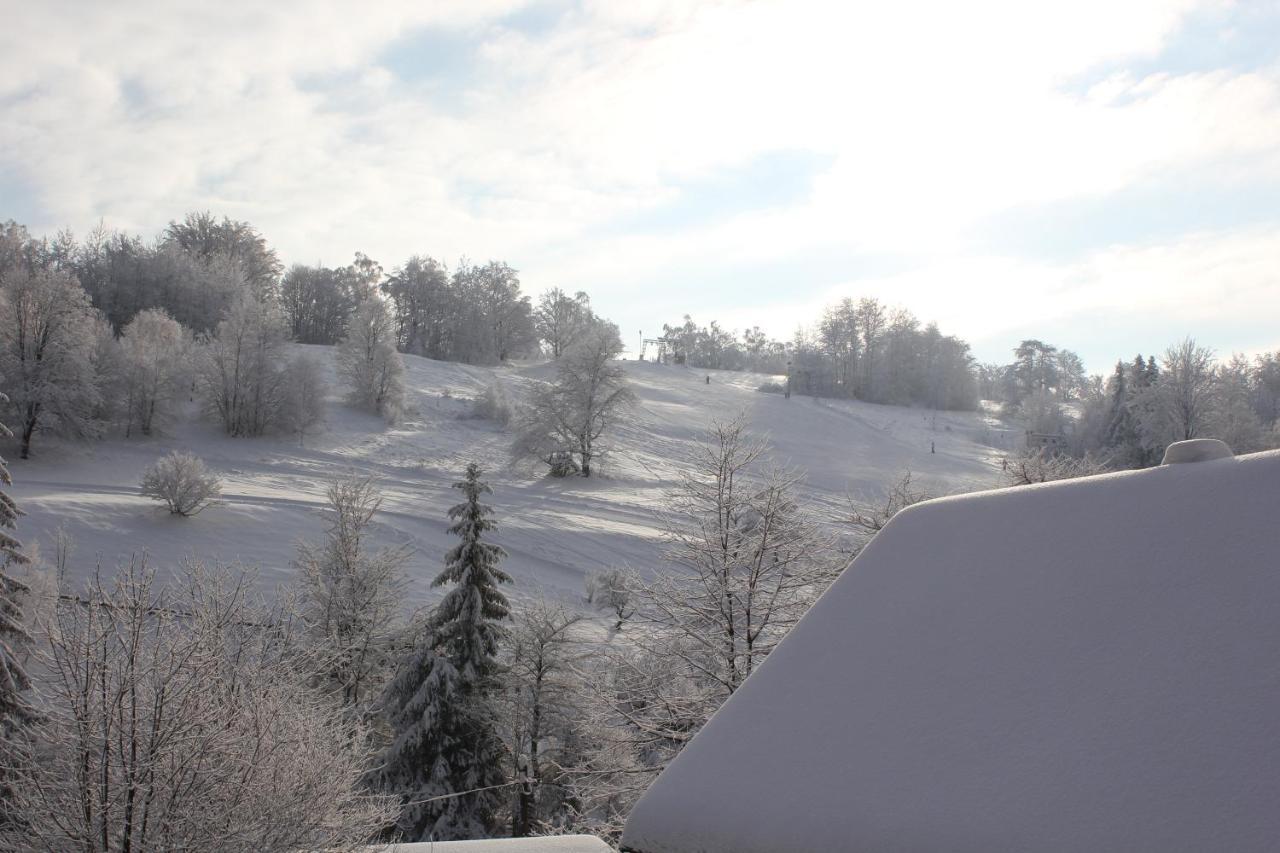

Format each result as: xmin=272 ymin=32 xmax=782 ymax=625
xmin=3 ymin=0 xmax=1278 ymax=370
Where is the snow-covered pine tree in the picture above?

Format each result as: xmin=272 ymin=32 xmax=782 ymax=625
xmin=0 ymin=396 xmax=24 ymax=567
xmin=0 ymin=396 xmax=35 ymax=804
xmin=379 ymin=462 xmax=512 ymax=842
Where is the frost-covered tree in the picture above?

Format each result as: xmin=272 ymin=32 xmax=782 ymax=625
xmin=140 ymin=450 xmax=223 ymax=516
xmin=500 ymin=598 xmax=583 ymax=836
xmin=1211 ymin=354 xmax=1268 ymax=453
xmin=382 ymin=255 xmax=452 ymax=357
xmin=471 ymin=261 xmax=536 ymax=363
xmin=534 ymin=288 xmax=594 ymax=359
xmin=645 ymin=416 xmax=837 ymax=695
xmin=0 ymin=268 xmax=103 ymax=458
xmin=564 ymin=419 xmax=836 ymax=833
xmin=472 ymin=380 xmax=514 ymax=426
xmin=197 ymin=292 xmax=289 ymax=436
xmin=3 ymin=563 xmax=394 ymax=851
xmin=295 ymin=473 xmax=407 ymax=710
xmin=281 ymin=256 xmax=378 ymax=345
xmin=119 ymin=308 xmax=190 ymax=437
xmin=279 ymin=353 xmax=327 ymax=446
xmin=846 ymin=470 xmax=932 ymax=550
xmin=165 ymin=211 xmax=281 ymax=302
xmin=338 ymin=298 xmax=405 ymax=423
xmin=378 ymin=463 xmax=511 ymax=842
xmin=584 ymin=568 xmax=633 ymax=632
xmin=1004 ymin=447 xmax=1109 ymax=485
xmin=514 ymin=322 xmax=634 ymax=477
xmin=1155 ymin=337 xmax=1218 ymax=442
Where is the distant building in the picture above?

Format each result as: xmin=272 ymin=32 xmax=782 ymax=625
xmin=1025 ymin=429 xmax=1066 ymax=452
xmin=622 ymin=440 xmax=1280 ymax=853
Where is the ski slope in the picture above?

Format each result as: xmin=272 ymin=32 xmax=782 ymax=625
xmin=6 ymin=348 xmax=1004 ymax=606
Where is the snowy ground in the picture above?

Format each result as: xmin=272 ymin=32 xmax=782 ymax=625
xmin=6 ymin=347 xmax=1005 ymax=608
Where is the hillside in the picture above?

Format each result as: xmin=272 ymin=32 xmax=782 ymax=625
xmin=6 ymin=348 xmax=1005 ymax=606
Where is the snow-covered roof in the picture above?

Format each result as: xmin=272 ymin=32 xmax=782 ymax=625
xmin=375 ymin=835 xmax=610 ymax=852
xmin=623 ymin=445 xmax=1280 ymax=853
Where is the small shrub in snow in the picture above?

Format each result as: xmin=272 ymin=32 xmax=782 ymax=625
xmin=472 ymin=380 xmax=513 ymax=426
xmin=1004 ymin=448 xmax=1109 ymax=486
xmin=547 ymin=450 xmax=580 ymax=477
xmin=757 ymin=381 xmax=786 ymax=395
xmin=140 ymin=451 xmax=222 ymax=516
xmin=585 ymin=568 xmax=633 ymax=631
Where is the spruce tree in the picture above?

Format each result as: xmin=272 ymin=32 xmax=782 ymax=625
xmin=379 ymin=462 xmax=512 ymax=841
xmin=0 ymin=397 xmax=35 ymax=810
xmin=1103 ymin=362 xmax=1140 ymax=468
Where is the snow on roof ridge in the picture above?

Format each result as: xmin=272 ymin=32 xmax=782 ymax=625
xmin=622 ymin=446 xmax=1280 ymax=853
xmin=1160 ymin=437 xmax=1233 ymax=464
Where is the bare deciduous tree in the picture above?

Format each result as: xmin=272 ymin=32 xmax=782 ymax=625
xmin=501 ymin=598 xmax=584 ymax=837
xmin=295 ymin=473 xmax=408 ymax=710
xmin=1156 ymin=337 xmax=1218 ymax=442
xmin=119 ymin=308 xmax=190 ymax=437
xmin=1003 ymin=447 xmax=1109 ymax=486
xmin=279 ymin=353 xmax=327 ymax=446
xmin=584 ymin=568 xmax=633 ymax=632
xmin=3 ymin=562 xmax=394 ymax=852
xmin=514 ymin=322 xmax=634 ymax=477
xmin=562 ymin=417 xmax=837 ymax=838
xmin=846 ymin=470 xmax=932 ymax=548
xmin=196 ymin=292 xmax=289 ymax=437
xmin=338 ymin=297 xmax=405 ymax=423
xmin=0 ymin=267 xmax=103 ymax=458
xmin=535 ymin=288 xmax=594 ymax=359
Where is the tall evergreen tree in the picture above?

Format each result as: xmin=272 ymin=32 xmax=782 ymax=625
xmin=0 ymin=396 xmax=35 ymax=810
xmin=1103 ymin=361 xmax=1141 ymax=467
xmin=379 ymin=463 xmax=512 ymax=841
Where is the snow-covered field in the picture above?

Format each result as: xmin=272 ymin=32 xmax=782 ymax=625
xmin=7 ymin=348 xmax=1004 ymax=606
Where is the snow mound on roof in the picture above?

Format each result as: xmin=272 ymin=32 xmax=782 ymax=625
xmin=623 ymin=449 xmax=1280 ymax=853
xmin=375 ymin=835 xmax=610 ymax=852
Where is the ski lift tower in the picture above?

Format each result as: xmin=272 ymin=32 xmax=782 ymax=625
xmin=641 ymin=337 xmax=674 ymax=364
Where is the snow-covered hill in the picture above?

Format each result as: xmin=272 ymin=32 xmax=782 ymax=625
xmin=7 ymin=348 xmax=1005 ymax=606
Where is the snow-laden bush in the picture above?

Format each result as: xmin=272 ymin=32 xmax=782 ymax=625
xmin=585 ymin=568 xmax=633 ymax=631
xmin=471 ymin=380 xmax=513 ymax=426
xmin=756 ymin=381 xmax=785 ymax=394
xmin=1004 ymin=448 xmax=1109 ymax=486
xmin=547 ymin=450 xmax=580 ymax=478
xmin=140 ymin=450 xmax=223 ymax=516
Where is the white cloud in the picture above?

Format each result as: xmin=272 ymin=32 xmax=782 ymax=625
xmin=2 ymin=0 xmax=1278 ymax=361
